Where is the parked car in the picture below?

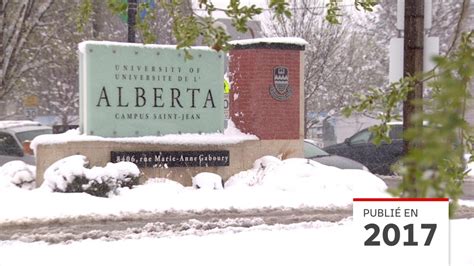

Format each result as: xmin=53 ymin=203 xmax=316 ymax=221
xmin=323 ymin=123 xmax=403 ymax=175
xmin=0 ymin=121 xmax=52 ymax=165
xmin=304 ymin=139 xmax=370 ymax=171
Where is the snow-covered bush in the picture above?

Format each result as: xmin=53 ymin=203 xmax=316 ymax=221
xmin=42 ymin=155 xmax=88 ymax=192
xmin=0 ymin=161 xmax=36 ymax=190
xmin=192 ymin=172 xmax=224 ymax=190
xmin=41 ymin=155 xmax=141 ymax=197
xmin=224 ymin=156 xmax=282 ymax=188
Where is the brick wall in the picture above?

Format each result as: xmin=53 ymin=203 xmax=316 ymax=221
xmin=229 ymin=44 xmax=304 ymax=140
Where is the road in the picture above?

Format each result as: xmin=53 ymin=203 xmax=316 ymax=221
xmin=1 ymin=204 xmax=473 ymax=244
xmin=0 ymin=207 xmax=351 ymax=243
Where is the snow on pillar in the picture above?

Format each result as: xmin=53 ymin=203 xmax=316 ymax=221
xmin=229 ymin=38 xmax=306 ymax=140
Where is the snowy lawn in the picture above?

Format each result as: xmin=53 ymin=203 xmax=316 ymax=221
xmin=0 ymin=156 xmax=389 ymax=223
xmin=1 ymin=151 xmax=474 ymax=266
xmin=0 ymin=218 xmax=473 ymax=266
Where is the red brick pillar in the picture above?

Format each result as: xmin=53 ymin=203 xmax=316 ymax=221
xmin=229 ymin=39 xmax=305 ymax=140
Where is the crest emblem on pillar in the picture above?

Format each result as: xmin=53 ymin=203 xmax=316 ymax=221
xmin=269 ymin=66 xmax=292 ymax=101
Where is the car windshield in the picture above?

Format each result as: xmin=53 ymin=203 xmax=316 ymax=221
xmin=304 ymin=141 xmax=330 ymax=157
xmin=349 ymin=129 xmax=372 ymax=144
xmin=15 ymin=129 xmax=52 ymax=143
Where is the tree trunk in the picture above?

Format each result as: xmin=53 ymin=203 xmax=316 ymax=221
xmin=403 ymin=0 xmax=424 ymax=195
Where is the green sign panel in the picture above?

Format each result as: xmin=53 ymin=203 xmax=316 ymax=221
xmin=79 ymin=41 xmax=224 ymax=137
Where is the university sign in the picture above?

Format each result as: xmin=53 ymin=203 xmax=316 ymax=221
xmin=79 ymin=41 xmax=225 ymax=137
xmin=33 ymin=38 xmax=304 ymax=185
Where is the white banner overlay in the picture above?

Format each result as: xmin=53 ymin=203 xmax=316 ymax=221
xmin=353 ymin=198 xmax=449 ymax=266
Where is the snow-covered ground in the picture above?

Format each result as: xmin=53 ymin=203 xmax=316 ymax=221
xmin=0 ymin=218 xmax=473 ymax=266
xmin=0 ymin=155 xmax=389 ymax=223
xmin=1 ymin=140 xmax=474 ymax=265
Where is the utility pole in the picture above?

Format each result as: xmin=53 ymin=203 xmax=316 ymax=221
xmin=127 ymin=0 xmax=137 ymax=43
xmin=0 ymin=0 xmax=4 ymax=94
xmin=403 ymin=0 xmax=424 ymax=194
xmin=403 ymin=0 xmax=424 ymax=152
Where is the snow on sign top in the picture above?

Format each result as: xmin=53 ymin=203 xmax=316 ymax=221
xmin=78 ymin=38 xmax=308 ymax=52
xmin=229 ymin=37 xmax=308 ymax=46
xmin=30 ymin=120 xmax=258 ymax=153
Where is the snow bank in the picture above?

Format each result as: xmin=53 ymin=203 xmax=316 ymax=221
xmin=225 ymin=156 xmax=388 ymax=197
xmin=459 ymin=200 xmax=474 ymax=207
xmin=0 ymin=155 xmax=392 ymax=223
xmin=0 ymin=161 xmax=36 ymax=190
xmin=30 ymin=120 xmax=258 ymax=153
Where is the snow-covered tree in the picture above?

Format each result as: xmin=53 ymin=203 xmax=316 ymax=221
xmin=262 ymin=0 xmax=387 ymax=137
xmin=31 ymin=0 xmax=115 ymax=125
xmin=365 ymin=0 xmax=470 ymax=55
xmin=0 ymin=0 xmax=55 ymax=105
